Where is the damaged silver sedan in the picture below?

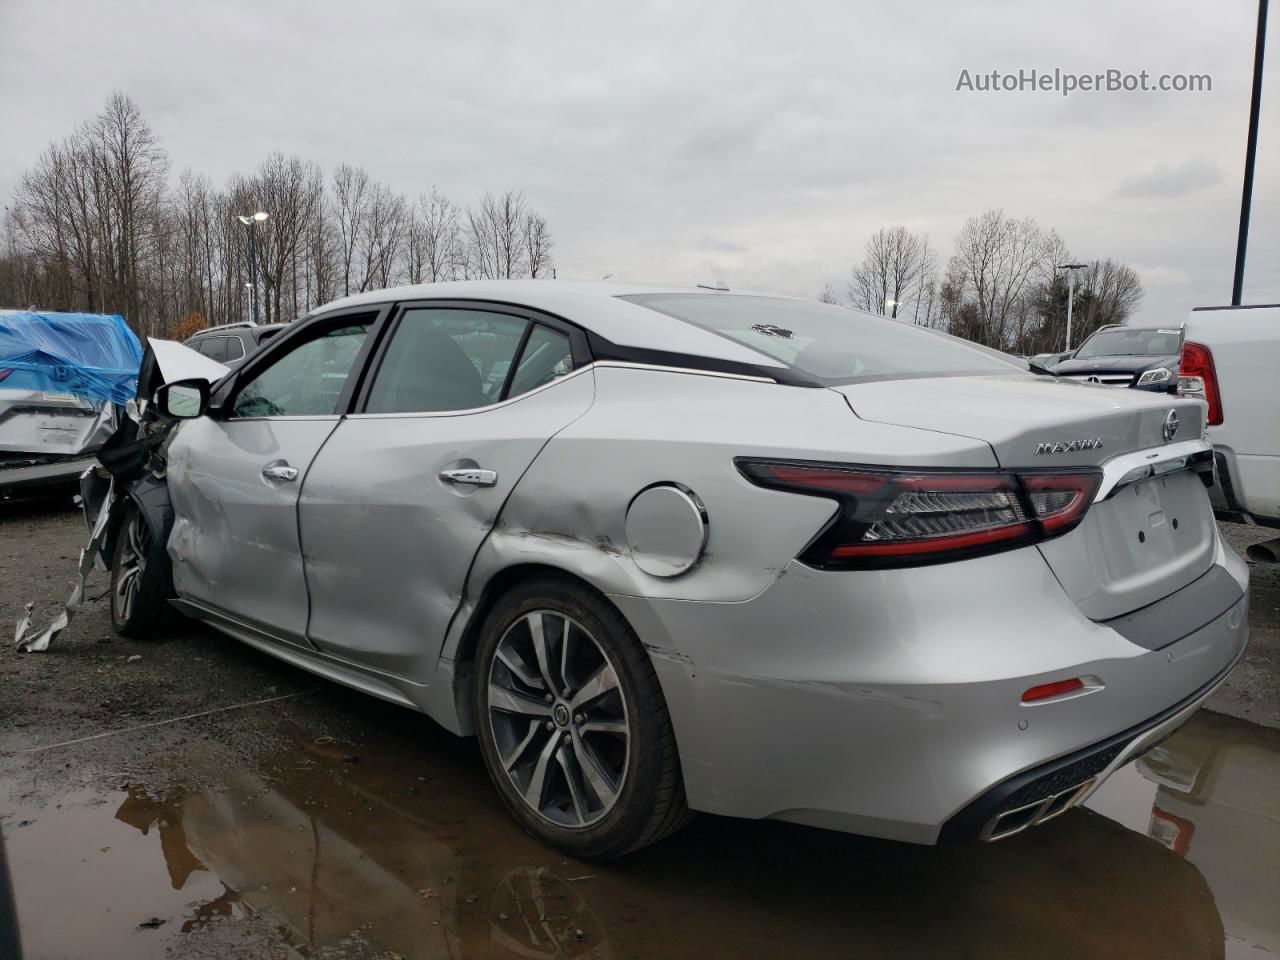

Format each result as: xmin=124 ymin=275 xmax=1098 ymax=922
xmin=40 ymin=281 xmax=1249 ymax=858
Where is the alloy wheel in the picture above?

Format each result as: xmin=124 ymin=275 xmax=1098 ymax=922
xmin=114 ymin=512 xmax=149 ymax=623
xmin=486 ymin=610 xmax=630 ymax=828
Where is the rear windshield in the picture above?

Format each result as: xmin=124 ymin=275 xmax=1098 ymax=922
xmin=623 ymin=294 xmax=1023 ymax=384
xmin=1074 ymin=328 xmax=1181 ymax=359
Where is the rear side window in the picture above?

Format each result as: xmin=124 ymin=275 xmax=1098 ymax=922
xmin=223 ymin=336 xmax=246 ymax=362
xmin=624 ymin=294 xmax=1023 ymax=384
xmin=197 ymin=337 xmax=227 ymax=362
xmin=365 ymin=309 xmax=528 ymax=413
xmin=508 ymin=325 xmax=573 ymax=398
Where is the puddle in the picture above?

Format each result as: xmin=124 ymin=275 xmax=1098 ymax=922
xmin=2 ymin=708 xmax=1278 ymax=959
xmin=1085 ymin=710 xmax=1280 ymax=959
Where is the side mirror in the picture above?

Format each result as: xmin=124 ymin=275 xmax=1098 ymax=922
xmin=154 ymin=379 xmax=210 ymax=419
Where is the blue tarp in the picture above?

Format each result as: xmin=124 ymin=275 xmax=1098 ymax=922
xmin=0 ymin=311 xmax=142 ymax=406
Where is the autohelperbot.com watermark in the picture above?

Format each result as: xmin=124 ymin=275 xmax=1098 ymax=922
xmin=955 ymin=68 xmax=1212 ymax=96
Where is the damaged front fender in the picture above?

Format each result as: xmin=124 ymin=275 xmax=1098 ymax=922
xmin=15 ymin=337 xmax=224 ymax=652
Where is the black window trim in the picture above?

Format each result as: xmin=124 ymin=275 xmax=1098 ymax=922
xmin=351 ymin=299 xmax=592 ymax=415
xmin=210 ymin=305 xmax=392 ymax=419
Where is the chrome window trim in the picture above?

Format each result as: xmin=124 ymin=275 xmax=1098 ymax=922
xmin=347 ymin=364 xmax=595 ymax=420
xmin=223 ymin=414 xmax=344 ymax=423
xmin=1093 ymin=438 xmax=1213 ymax=502
xmin=344 ymin=360 xmax=777 ymax=421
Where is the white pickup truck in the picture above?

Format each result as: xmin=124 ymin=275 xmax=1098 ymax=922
xmin=1179 ymin=303 xmax=1280 ymax=562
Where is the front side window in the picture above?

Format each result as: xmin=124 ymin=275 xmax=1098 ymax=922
xmin=233 ymin=320 xmax=372 ymax=417
xmin=365 ymin=309 xmax=529 ymax=414
xmin=624 ymin=294 xmax=1023 ymax=384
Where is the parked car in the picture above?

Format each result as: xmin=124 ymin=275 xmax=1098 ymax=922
xmin=87 ymin=281 xmax=1247 ymax=858
xmin=0 ymin=310 xmax=141 ymax=498
xmin=1180 ymin=303 xmax=1280 ymax=562
xmin=1053 ymin=325 xmax=1183 ymax=391
xmin=1027 ymin=351 xmax=1070 ymax=369
xmin=183 ymin=321 xmax=286 ymax=369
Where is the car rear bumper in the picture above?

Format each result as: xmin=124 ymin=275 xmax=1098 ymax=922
xmin=939 ymin=637 xmax=1244 ymax=841
xmin=612 ymin=537 xmax=1249 ymax=845
xmin=0 ymin=455 xmax=97 ymax=495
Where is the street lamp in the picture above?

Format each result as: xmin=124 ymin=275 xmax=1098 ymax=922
xmin=237 ymin=211 xmax=269 ymax=324
xmin=1058 ymin=263 xmax=1087 ymax=351
xmin=885 ymin=298 xmax=899 ymax=317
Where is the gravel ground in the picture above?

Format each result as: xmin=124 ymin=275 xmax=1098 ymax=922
xmin=1212 ymin=521 xmax=1280 ymax=729
xmin=0 ymin=499 xmax=1277 ymax=959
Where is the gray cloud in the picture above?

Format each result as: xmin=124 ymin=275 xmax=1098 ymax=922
xmin=0 ymin=0 xmax=1276 ymax=321
xmin=1115 ymin=160 xmax=1224 ymax=198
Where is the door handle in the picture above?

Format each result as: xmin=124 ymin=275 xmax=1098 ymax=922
xmin=262 ymin=462 xmax=299 ymax=482
xmin=439 ymin=467 xmax=498 ymax=487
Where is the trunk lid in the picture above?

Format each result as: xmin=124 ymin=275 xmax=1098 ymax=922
xmin=0 ymin=388 xmax=114 ymax=458
xmin=835 ymin=374 xmax=1216 ymax=619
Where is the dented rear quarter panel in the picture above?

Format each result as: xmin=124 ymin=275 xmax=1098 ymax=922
xmin=443 ymin=366 xmax=997 ymax=661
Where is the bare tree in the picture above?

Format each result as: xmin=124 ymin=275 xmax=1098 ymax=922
xmin=847 ymin=226 xmax=937 ymax=322
xmin=249 ymin=153 xmax=323 ymax=322
xmin=944 ymin=210 xmax=1059 ymax=350
xmin=522 ymin=210 xmax=554 ymax=279
xmin=356 ymin=181 xmax=407 ymax=291
xmin=0 ymin=95 xmax=560 ymax=336
xmin=331 ymin=163 xmax=370 ymax=297
xmin=465 ymin=190 xmax=528 ymax=279
xmin=817 ymin=283 xmax=839 ymax=304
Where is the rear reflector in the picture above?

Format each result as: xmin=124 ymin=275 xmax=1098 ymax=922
xmin=1021 ymin=678 xmax=1085 ymax=703
xmin=736 ymin=460 xmax=1101 ymax=569
xmin=1178 ymin=341 xmax=1222 ymax=425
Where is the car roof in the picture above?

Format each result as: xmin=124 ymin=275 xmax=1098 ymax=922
xmin=307 ymin=279 xmax=791 ymax=370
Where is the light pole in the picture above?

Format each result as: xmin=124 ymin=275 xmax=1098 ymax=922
xmin=1232 ymin=0 xmax=1268 ymax=305
xmin=237 ymin=211 xmax=269 ymax=324
xmin=1059 ymin=263 xmax=1087 ymax=351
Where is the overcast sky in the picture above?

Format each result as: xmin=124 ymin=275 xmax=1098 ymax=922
xmin=1 ymin=0 xmax=1276 ymax=323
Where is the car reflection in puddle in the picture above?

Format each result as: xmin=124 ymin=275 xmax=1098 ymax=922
xmin=4 ymin=709 xmax=1278 ymax=959
xmin=1085 ymin=710 xmax=1280 ymax=959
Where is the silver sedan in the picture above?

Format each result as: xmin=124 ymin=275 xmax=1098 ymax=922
xmin=108 ymin=280 xmax=1249 ymax=857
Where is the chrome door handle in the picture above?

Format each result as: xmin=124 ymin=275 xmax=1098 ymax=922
xmin=262 ymin=463 xmax=299 ymax=482
xmin=439 ymin=468 xmax=498 ymax=487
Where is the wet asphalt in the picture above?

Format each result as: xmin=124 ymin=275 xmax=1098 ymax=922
xmin=1 ymin=498 xmax=1278 ymax=960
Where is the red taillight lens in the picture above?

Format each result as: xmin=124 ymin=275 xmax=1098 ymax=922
xmin=1021 ymin=677 xmax=1085 ymax=702
xmin=737 ymin=460 xmax=1101 ymax=569
xmin=1178 ymin=341 xmax=1222 ymax=425
xmin=0 ymin=368 xmax=12 ymax=382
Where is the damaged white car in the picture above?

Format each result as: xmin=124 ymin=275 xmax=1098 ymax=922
xmin=0 ymin=310 xmax=141 ymax=498
xmin=23 ymin=281 xmax=1248 ymax=860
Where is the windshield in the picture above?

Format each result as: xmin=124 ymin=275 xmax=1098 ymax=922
xmin=1074 ymin=328 xmax=1181 ymax=359
xmin=623 ymin=294 xmax=1023 ymax=384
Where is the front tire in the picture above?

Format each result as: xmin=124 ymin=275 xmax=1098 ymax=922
xmin=110 ymin=502 xmax=177 ymax=638
xmin=474 ymin=575 xmax=691 ymax=859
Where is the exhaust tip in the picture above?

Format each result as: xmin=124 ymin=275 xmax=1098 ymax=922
xmin=1246 ymin=537 xmax=1280 ymax=565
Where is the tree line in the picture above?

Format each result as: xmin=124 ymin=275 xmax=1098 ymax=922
xmin=822 ymin=212 xmax=1144 ymax=355
xmin=0 ymin=93 xmax=555 ymax=339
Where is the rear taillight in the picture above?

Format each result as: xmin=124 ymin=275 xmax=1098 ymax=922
xmin=737 ymin=459 xmax=1101 ymax=569
xmin=0 ymin=369 xmax=11 ymax=382
xmin=1177 ymin=341 xmax=1222 ymax=425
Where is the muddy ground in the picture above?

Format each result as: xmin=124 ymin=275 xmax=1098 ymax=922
xmin=1 ymin=499 xmax=1278 ymax=959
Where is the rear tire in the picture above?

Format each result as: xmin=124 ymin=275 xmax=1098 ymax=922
xmin=109 ymin=502 xmax=177 ymax=638
xmin=474 ymin=575 xmax=691 ymax=859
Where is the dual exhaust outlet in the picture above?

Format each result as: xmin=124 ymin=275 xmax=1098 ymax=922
xmin=980 ymin=778 xmax=1098 ymax=842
